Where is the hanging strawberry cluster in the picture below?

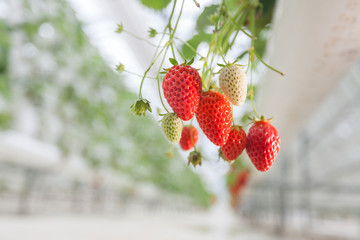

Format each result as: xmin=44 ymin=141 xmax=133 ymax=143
xmin=116 ymin=0 xmax=284 ymax=172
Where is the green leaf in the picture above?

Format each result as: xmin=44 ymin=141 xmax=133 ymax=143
xmin=148 ymin=27 xmax=157 ymax=38
xmin=0 ymin=112 xmax=13 ymax=130
xmin=236 ymin=50 xmax=249 ymax=60
xmin=169 ymin=58 xmax=178 ymax=66
xmin=115 ymin=24 xmax=123 ymax=33
xmin=140 ymin=0 xmax=172 ymax=10
xmin=196 ymin=5 xmax=219 ymax=32
xmin=182 ymin=32 xmax=212 ymax=59
xmin=217 ymin=63 xmax=225 ymax=67
xmin=0 ymin=75 xmax=11 ymax=100
xmin=187 ymin=57 xmax=195 ymax=66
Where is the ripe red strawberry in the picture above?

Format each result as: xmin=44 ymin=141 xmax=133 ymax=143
xmin=219 ymin=64 xmax=247 ymax=106
xmin=179 ymin=126 xmax=199 ymax=151
xmin=246 ymin=120 xmax=280 ymax=172
xmin=162 ymin=65 xmax=202 ymax=121
xmin=220 ymin=125 xmax=246 ymax=161
xmin=196 ymin=90 xmax=232 ymax=146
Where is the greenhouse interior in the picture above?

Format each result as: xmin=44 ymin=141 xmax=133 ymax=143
xmin=0 ymin=0 xmax=360 ymax=239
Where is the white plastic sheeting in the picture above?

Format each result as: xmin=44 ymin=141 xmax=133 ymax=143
xmin=259 ymin=0 xmax=360 ymax=149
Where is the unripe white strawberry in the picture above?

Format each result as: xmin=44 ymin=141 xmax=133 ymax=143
xmin=161 ymin=113 xmax=183 ymax=143
xmin=219 ymin=65 xmax=248 ymax=106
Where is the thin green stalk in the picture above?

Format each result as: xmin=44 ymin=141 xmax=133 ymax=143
xmin=221 ymin=2 xmax=250 ymax=54
xmin=246 ymin=52 xmax=251 ymax=73
xmin=170 ymin=42 xmax=176 ymax=59
xmin=170 ymin=0 xmax=185 ymax=39
xmin=123 ymin=30 xmax=160 ymax=47
xmin=155 ymin=45 xmax=171 ymax=112
xmin=228 ymin=30 xmax=239 ymax=50
xmin=124 ymin=70 xmax=156 ymax=79
xmin=226 ymin=9 xmax=255 ymax=40
xmin=188 ymin=119 xmax=197 ymax=152
xmin=249 ymin=7 xmax=260 ymax=119
xmin=173 ymin=36 xmax=205 ymax=58
xmin=139 ymin=43 xmax=168 ymax=98
xmin=173 ymin=43 xmax=186 ymax=61
xmin=151 ymin=0 xmax=177 ymax=63
xmin=201 ymin=34 xmax=216 ymax=87
xmin=138 ymin=0 xmax=178 ymax=99
xmin=220 ymin=48 xmax=227 ymax=64
xmin=253 ymin=50 xmax=285 ymax=76
xmin=249 ymin=65 xmax=260 ymax=119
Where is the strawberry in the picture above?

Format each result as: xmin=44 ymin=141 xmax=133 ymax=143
xmin=179 ymin=126 xmax=199 ymax=151
xmin=219 ymin=64 xmax=247 ymax=106
xmin=220 ymin=125 xmax=247 ymax=161
xmin=161 ymin=113 xmax=183 ymax=143
xmin=162 ymin=65 xmax=202 ymax=121
xmin=246 ymin=119 xmax=280 ymax=172
xmin=230 ymin=170 xmax=250 ymax=196
xmin=196 ymin=90 xmax=232 ymax=146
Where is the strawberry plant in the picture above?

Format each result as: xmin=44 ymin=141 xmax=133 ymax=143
xmin=117 ymin=0 xmax=284 ymax=172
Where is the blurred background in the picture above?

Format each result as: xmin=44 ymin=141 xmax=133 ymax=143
xmin=0 ymin=0 xmax=360 ymax=239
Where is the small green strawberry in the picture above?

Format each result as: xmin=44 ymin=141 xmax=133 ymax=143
xmin=219 ymin=64 xmax=247 ymax=106
xmin=161 ymin=113 xmax=183 ymax=143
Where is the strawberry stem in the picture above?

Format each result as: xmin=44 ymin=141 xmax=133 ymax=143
xmin=124 ymin=70 xmax=156 ymax=80
xmin=173 ymin=42 xmax=186 ymax=61
xmin=188 ymin=119 xmax=197 ymax=151
xmin=139 ymin=43 xmax=168 ymax=98
xmin=249 ymin=67 xmax=260 ymax=119
xmin=253 ymin=50 xmax=285 ymax=76
xmin=225 ymin=7 xmax=256 ymax=40
xmin=122 ymin=29 xmax=161 ymax=48
xmin=156 ymin=47 xmax=170 ymax=113
xmin=249 ymin=7 xmax=260 ymax=119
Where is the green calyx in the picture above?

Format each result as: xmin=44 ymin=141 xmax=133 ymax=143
xmin=130 ymin=98 xmax=152 ymax=117
xmin=247 ymin=115 xmax=274 ymax=125
xmin=168 ymin=57 xmax=195 ymax=67
xmin=231 ymin=124 xmax=241 ymax=131
xmin=115 ymin=23 xmax=123 ymax=34
xmin=115 ymin=63 xmax=125 ymax=73
xmin=188 ymin=150 xmax=202 ymax=167
xmin=148 ymin=27 xmax=157 ymax=38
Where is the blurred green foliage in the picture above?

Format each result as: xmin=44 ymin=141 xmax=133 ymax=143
xmin=0 ymin=0 xmax=210 ymax=207
xmin=140 ymin=0 xmax=172 ymax=10
xmin=226 ymin=156 xmax=249 ymax=187
xmin=181 ymin=0 xmax=276 ymax=60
